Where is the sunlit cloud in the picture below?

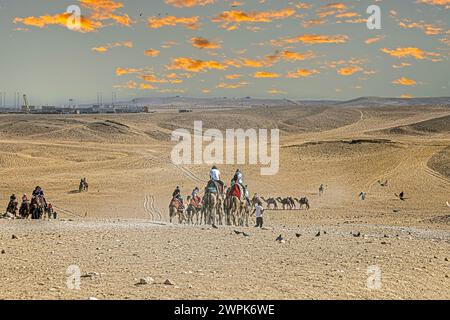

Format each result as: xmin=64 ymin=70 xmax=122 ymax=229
xmin=381 ymin=47 xmax=441 ymax=60
xmin=14 ymin=0 xmax=132 ymax=33
xmin=253 ymin=71 xmax=281 ymax=78
xmin=167 ymin=57 xmax=228 ymax=72
xmin=212 ymin=8 xmax=296 ymax=30
xmin=166 ymin=0 xmax=215 ymax=8
xmin=287 ymin=69 xmax=320 ymax=78
xmin=148 ymin=15 xmax=199 ymax=29
xmin=392 ymin=77 xmax=417 ymax=86
xmin=191 ymin=37 xmax=221 ymax=49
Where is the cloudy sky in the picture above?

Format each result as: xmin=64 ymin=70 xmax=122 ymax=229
xmin=0 ymin=0 xmax=449 ymax=105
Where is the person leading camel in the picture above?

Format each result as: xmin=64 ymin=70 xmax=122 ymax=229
xmin=253 ymin=202 xmax=265 ymax=228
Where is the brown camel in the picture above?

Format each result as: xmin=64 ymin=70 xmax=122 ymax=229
xmin=186 ymin=196 xmax=203 ymax=225
xmin=295 ymin=197 xmax=310 ymax=210
xmin=204 ymin=192 xmax=219 ymax=226
xmin=261 ymin=197 xmax=278 ymax=210
xmin=276 ymin=197 xmax=294 ymax=210
xmin=168 ymin=198 xmax=184 ymax=224
xmin=19 ymin=201 xmax=31 ymax=219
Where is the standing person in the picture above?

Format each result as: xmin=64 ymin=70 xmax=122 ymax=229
xmin=253 ymin=202 xmax=265 ymax=228
xmin=359 ymin=192 xmax=366 ymax=201
xmin=47 ymin=203 xmax=55 ymax=219
xmin=319 ymin=184 xmax=325 ymax=196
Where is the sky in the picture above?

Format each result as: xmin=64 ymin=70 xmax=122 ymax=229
xmin=0 ymin=0 xmax=449 ymax=106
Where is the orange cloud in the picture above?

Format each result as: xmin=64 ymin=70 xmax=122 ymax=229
xmin=14 ymin=0 xmax=131 ymax=32
xmin=381 ymin=47 xmax=440 ymax=60
xmin=287 ymin=69 xmax=320 ymax=78
xmin=145 ymin=49 xmax=160 ymax=57
xmin=399 ymin=20 xmax=445 ymax=35
xmin=216 ymin=82 xmax=249 ymax=89
xmin=212 ymin=8 xmax=296 ymax=30
xmin=92 ymin=41 xmax=133 ymax=53
xmin=168 ymin=57 xmax=228 ymax=72
xmin=116 ymin=67 xmax=142 ymax=76
xmin=281 ymin=51 xmax=316 ymax=61
xmin=392 ymin=77 xmax=417 ymax=86
xmin=191 ymin=37 xmax=221 ymax=49
xmin=166 ymin=0 xmax=215 ymax=7
xmin=148 ymin=16 xmax=199 ymax=29
xmin=253 ymin=71 xmax=281 ymax=78
xmin=274 ymin=34 xmax=349 ymax=45
xmin=365 ymin=35 xmax=385 ymax=44
xmin=416 ymin=0 xmax=450 ymax=8
xmin=337 ymin=66 xmax=362 ymax=76
xmin=225 ymin=74 xmax=243 ymax=79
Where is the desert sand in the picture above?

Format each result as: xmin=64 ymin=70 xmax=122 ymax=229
xmin=0 ymin=104 xmax=449 ymax=300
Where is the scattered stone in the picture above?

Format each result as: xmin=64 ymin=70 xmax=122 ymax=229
xmin=242 ymin=232 xmax=250 ymax=237
xmin=164 ymin=279 xmax=174 ymax=286
xmin=315 ymin=231 xmax=321 ymax=237
xmin=352 ymin=232 xmax=361 ymax=238
xmin=295 ymin=233 xmax=301 ymax=238
xmin=138 ymin=277 xmax=155 ymax=285
xmin=11 ymin=235 xmax=18 ymax=240
xmin=234 ymin=230 xmax=243 ymax=235
xmin=212 ymin=224 xmax=218 ymax=229
xmin=276 ymin=235 xmax=284 ymax=242
xmin=1 ymin=250 xmax=5 ymax=254
xmin=445 ymin=258 xmax=448 ymax=262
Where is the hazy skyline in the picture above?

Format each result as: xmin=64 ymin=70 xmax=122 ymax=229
xmin=0 ymin=0 xmax=449 ymax=106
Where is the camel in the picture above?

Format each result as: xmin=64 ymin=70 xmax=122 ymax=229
xmin=261 ymin=197 xmax=278 ymax=210
xmin=276 ymin=197 xmax=294 ymax=210
xmin=225 ymin=194 xmax=243 ymax=226
xmin=19 ymin=201 xmax=31 ymax=219
xmin=204 ymin=192 xmax=219 ymax=226
xmin=295 ymin=197 xmax=310 ymax=210
xmin=168 ymin=198 xmax=185 ymax=224
xmin=186 ymin=196 xmax=202 ymax=225
xmin=6 ymin=200 xmax=18 ymax=218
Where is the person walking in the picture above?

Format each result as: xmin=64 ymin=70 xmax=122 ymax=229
xmin=253 ymin=202 xmax=265 ymax=228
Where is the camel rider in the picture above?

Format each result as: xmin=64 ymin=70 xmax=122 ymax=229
xmin=231 ymin=169 xmax=247 ymax=201
xmin=9 ymin=194 xmax=18 ymax=204
xmin=22 ymin=193 xmax=29 ymax=204
xmin=232 ymin=169 xmax=243 ymax=185
xmin=172 ymin=186 xmax=183 ymax=205
xmin=209 ymin=166 xmax=224 ymax=194
xmin=191 ymin=187 xmax=202 ymax=207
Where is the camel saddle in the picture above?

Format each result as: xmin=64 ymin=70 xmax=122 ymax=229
xmin=228 ymin=183 xmax=245 ymax=201
xmin=205 ymin=180 xmax=223 ymax=195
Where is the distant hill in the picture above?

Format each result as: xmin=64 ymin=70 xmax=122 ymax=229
xmin=77 ymin=96 xmax=450 ymax=109
xmin=331 ymin=97 xmax=450 ymax=107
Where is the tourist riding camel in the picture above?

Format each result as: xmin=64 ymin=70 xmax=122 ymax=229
xmin=6 ymin=194 xmax=18 ymax=217
xmin=209 ymin=166 xmax=224 ymax=194
xmin=172 ymin=186 xmax=184 ymax=208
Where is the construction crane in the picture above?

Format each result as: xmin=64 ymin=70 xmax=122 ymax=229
xmin=22 ymin=94 xmax=30 ymax=113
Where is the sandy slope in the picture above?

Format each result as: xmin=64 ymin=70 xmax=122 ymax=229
xmin=0 ymin=104 xmax=449 ymax=300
